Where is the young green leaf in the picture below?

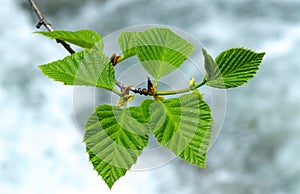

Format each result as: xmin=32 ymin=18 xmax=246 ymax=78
xmin=204 ymin=48 xmax=265 ymax=88
xmin=35 ymin=30 xmax=103 ymax=50
xmin=118 ymin=32 xmax=139 ymax=58
xmin=202 ymin=48 xmax=218 ymax=81
xmin=84 ymin=105 xmax=149 ymax=188
xmin=118 ymin=28 xmax=194 ymax=80
xmin=39 ymin=49 xmax=115 ymax=90
xmin=153 ymin=93 xmax=213 ymax=167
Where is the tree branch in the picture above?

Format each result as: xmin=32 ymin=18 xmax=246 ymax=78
xmin=116 ymin=81 xmax=151 ymax=96
xmin=28 ymin=0 xmax=204 ymax=98
xmin=28 ymin=0 xmax=75 ymax=54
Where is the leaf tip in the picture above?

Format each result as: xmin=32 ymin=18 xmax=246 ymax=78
xmin=259 ymin=51 xmax=266 ymax=58
xmin=104 ymin=179 xmax=115 ymax=190
xmin=37 ymin=64 xmax=46 ymax=74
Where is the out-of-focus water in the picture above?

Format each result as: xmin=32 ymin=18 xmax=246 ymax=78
xmin=1 ymin=0 xmax=300 ymax=193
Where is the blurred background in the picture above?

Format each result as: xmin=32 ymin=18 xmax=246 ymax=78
xmin=1 ymin=0 xmax=300 ymax=193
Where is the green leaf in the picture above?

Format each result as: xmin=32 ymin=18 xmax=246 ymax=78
xmin=118 ymin=28 xmax=194 ymax=80
xmin=153 ymin=93 xmax=213 ymax=167
xmin=202 ymin=49 xmax=218 ymax=81
xmin=84 ymin=104 xmax=149 ymax=188
xmin=35 ymin=30 xmax=103 ymax=50
xmin=118 ymin=32 xmax=138 ymax=58
xmin=84 ymin=94 xmax=213 ymax=188
xmin=204 ymin=47 xmax=265 ymax=88
xmin=39 ymin=49 xmax=115 ymax=90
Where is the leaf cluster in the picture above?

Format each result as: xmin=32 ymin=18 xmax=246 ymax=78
xmin=36 ymin=28 xmax=265 ymax=188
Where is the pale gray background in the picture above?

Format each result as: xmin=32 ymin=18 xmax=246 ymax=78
xmin=0 ymin=0 xmax=299 ymax=193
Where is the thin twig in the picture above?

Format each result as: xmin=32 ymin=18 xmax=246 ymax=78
xmin=28 ymin=0 xmax=202 ymax=97
xmin=28 ymin=0 xmax=75 ymax=54
xmin=116 ymin=81 xmax=150 ymax=96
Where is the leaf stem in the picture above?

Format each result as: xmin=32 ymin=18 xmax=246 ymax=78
xmin=155 ymin=88 xmax=190 ymax=96
xmin=112 ymin=88 xmax=122 ymax=96
xmin=155 ymin=79 xmax=206 ymax=96
xmin=194 ymin=79 xmax=207 ymax=89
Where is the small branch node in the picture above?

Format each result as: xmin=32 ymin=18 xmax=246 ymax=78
xmin=28 ymin=0 xmax=75 ymax=54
